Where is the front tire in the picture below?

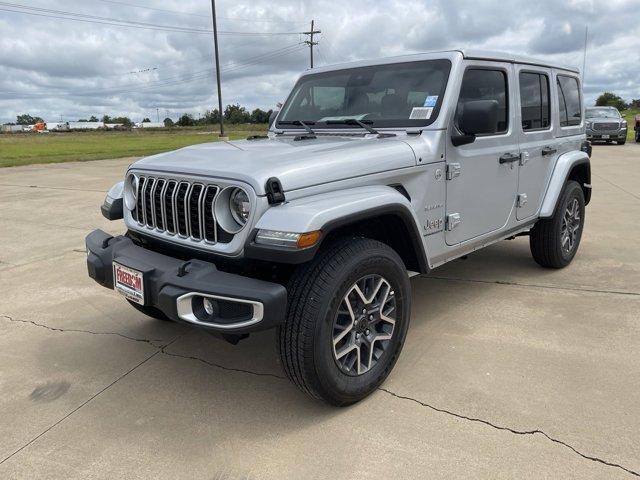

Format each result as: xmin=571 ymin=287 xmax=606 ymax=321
xmin=530 ymin=180 xmax=585 ymax=268
xmin=278 ymin=238 xmax=411 ymax=406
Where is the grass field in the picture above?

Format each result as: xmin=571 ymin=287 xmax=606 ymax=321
xmin=0 ymin=124 xmax=268 ymax=168
xmin=622 ymin=108 xmax=639 ymax=142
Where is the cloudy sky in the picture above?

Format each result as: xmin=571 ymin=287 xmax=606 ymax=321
xmin=1 ymin=0 xmax=639 ymax=124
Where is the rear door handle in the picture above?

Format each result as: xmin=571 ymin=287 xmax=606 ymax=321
xmin=541 ymin=146 xmax=557 ymax=156
xmin=499 ymin=153 xmax=521 ymax=164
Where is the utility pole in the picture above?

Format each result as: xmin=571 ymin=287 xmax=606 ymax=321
xmin=156 ymin=108 xmax=160 ymax=123
xmin=303 ymin=20 xmax=321 ymax=68
xmin=210 ymin=0 xmax=226 ymax=138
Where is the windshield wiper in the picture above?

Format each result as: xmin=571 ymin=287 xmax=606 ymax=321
xmin=278 ymin=120 xmax=316 ymax=135
xmin=325 ymin=119 xmax=395 ymax=138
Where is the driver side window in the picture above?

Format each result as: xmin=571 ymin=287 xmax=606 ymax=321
xmin=456 ymin=69 xmax=509 ymax=134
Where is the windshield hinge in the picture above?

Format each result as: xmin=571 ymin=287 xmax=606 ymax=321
xmin=446 ymin=163 xmax=461 ymax=180
xmin=446 ymin=213 xmax=461 ymax=231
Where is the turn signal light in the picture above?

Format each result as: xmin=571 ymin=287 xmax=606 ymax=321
xmin=255 ymin=229 xmax=322 ymax=249
xmin=297 ymin=231 xmax=321 ymax=249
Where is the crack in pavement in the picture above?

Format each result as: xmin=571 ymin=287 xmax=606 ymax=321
xmin=0 ymin=215 xmax=92 ymax=232
xmin=0 ymin=336 xmax=183 ymax=466
xmin=420 ymin=275 xmax=640 ymax=297
xmin=159 ymin=348 xmax=286 ymax=380
xmin=0 ymin=247 xmax=95 ymax=273
xmin=4 ymin=311 xmax=637 ymax=477
xmin=157 ymin=345 xmax=640 ymax=478
xmin=0 ymin=183 xmax=105 ymax=193
xmin=378 ymin=387 xmax=640 ymax=478
xmin=0 ymin=314 xmax=166 ymax=347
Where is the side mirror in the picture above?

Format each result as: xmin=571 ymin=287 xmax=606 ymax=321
xmin=452 ymin=99 xmax=499 ymax=147
xmin=268 ymin=110 xmax=280 ymax=128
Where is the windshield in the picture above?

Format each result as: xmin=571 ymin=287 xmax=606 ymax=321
xmin=277 ymin=59 xmax=452 ymax=129
xmin=586 ymin=108 xmax=620 ymax=119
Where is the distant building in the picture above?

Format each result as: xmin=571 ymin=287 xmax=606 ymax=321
xmin=135 ymin=122 xmax=165 ymax=129
xmin=1 ymin=124 xmax=23 ymax=133
xmin=67 ymin=122 xmax=104 ymax=130
xmin=47 ymin=122 xmax=70 ymax=131
xmin=104 ymin=123 xmax=125 ymax=130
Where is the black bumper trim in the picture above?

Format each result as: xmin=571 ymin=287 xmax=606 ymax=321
xmin=85 ymin=229 xmax=287 ymax=334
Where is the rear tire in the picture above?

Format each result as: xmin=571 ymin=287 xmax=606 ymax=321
xmin=617 ymin=138 xmax=626 ymax=145
xmin=127 ymin=300 xmax=171 ymax=321
xmin=278 ymin=237 xmax=411 ymax=406
xmin=530 ymin=180 xmax=585 ymax=268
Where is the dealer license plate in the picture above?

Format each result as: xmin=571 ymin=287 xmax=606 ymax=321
xmin=113 ymin=262 xmax=145 ymax=305
xmin=601 ymin=135 xmax=610 ymax=139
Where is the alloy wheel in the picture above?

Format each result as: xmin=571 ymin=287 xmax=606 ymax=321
xmin=561 ymin=198 xmax=581 ymax=255
xmin=332 ymin=274 xmax=397 ymax=376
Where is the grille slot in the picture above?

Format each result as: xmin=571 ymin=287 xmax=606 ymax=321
xmin=133 ymin=175 xmax=229 ymax=244
xmin=144 ymin=178 xmax=155 ymax=227
xmin=203 ymin=186 xmax=218 ymax=242
xmin=164 ymin=181 xmax=177 ymax=234
xmin=593 ymin=122 xmax=619 ymax=131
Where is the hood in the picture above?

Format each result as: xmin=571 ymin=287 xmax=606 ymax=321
xmin=587 ymin=116 xmax=622 ymax=124
xmin=132 ymin=135 xmax=417 ymax=195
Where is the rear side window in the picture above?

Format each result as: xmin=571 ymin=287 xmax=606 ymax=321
xmin=557 ymin=75 xmax=582 ymax=127
xmin=520 ymin=72 xmax=550 ymax=130
xmin=456 ymin=69 xmax=508 ymax=134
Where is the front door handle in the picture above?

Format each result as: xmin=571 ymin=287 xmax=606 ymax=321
xmin=541 ymin=146 xmax=558 ymax=156
xmin=499 ymin=153 xmax=521 ymax=164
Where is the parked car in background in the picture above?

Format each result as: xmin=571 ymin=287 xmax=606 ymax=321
xmin=585 ymin=106 xmax=627 ymax=145
xmin=88 ymin=50 xmax=591 ymax=405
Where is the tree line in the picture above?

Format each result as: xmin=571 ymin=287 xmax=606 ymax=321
xmin=172 ymin=104 xmax=272 ymax=127
xmin=595 ymin=93 xmax=640 ymax=112
xmin=11 ymin=104 xmax=272 ymax=127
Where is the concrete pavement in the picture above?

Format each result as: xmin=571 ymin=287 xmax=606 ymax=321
xmin=0 ymin=145 xmax=639 ymax=479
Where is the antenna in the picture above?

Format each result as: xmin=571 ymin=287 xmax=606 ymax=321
xmin=582 ymin=25 xmax=588 ymax=83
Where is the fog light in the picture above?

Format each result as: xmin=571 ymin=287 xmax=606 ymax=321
xmin=203 ymin=297 xmax=215 ymax=316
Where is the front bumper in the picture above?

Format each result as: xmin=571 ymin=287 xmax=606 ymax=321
xmin=586 ymin=128 xmax=627 ymax=141
xmin=85 ymin=229 xmax=287 ymax=334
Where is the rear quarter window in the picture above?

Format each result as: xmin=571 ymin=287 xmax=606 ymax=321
xmin=557 ymin=75 xmax=582 ymax=127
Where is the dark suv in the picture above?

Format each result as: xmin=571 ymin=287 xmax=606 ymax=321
xmin=585 ymin=107 xmax=627 ymax=145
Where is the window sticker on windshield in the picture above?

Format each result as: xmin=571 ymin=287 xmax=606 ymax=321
xmin=424 ymin=96 xmax=438 ymax=107
xmin=410 ymin=107 xmax=433 ymax=120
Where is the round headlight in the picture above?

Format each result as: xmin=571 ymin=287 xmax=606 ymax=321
xmin=124 ymin=173 xmax=138 ymax=211
xmin=214 ymin=186 xmax=252 ymax=234
xmin=229 ymin=187 xmax=251 ymax=226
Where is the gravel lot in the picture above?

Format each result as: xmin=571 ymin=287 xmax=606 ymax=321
xmin=0 ymin=144 xmax=639 ymax=479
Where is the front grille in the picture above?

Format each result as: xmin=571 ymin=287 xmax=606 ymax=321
xmin=134 ymin=175 xmax=224 ymax=243
xmin=593 ymin=122 xmax=620 ymax=131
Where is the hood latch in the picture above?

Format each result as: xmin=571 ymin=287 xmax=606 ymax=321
xmin=266 ymin=177 xmax=286 ymax=205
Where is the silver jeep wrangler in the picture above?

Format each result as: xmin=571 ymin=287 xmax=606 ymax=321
xmin=87 ymin=50 xmax=591 ymax=405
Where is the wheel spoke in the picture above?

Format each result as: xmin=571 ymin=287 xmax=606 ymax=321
xmin=335 ymin=342 xmax=357 ymax=360
xmin=332 ymin=274 xmax=399 ymax=377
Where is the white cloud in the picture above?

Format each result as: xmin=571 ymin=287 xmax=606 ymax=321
xmin=1 ymin=0 xmax=639 ymax=123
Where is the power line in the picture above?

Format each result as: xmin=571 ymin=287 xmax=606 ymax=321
xmin=0 ymin=44 xmax=306 ymax=98
xmin=92 ymin=0 xmax=308 ymax=25
xmin=0 ymin=2 xmax=305 ymax=35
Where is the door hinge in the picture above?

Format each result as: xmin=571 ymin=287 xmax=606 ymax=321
xmin=446 ymin=163 xmax=461 ymax=180
xmin=517 ymin=194 xmax=528 ymax=208
xmin=446 ymin=213 xmax=461 ymax=231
